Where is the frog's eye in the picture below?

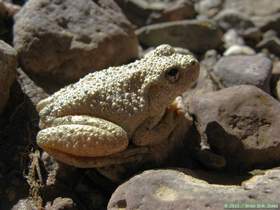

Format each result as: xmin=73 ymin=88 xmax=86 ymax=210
xmin=166 ymin=67 xmax=180 ymax=83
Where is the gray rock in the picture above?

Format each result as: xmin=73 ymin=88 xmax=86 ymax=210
xmin=14 ymin=0 xmax=138 ymax=83
xmin=108 ymin=168 xmax=280 ymax=210
xmin=257 ymin=35 xmax=280 ymax=57
xmin=223 ymin=45 xmax=255 ymax=56
xmin=275 ymin=80 xmax=280 ymax=101
xmin=213 ymin=55 xmax=272 ymax=92
xmin=0 ymin=40 xmax=17 ymax=113
xmin=214 ymin=9 xmax=254 ymax=32
xmin=195 ymin=0 xmax=223 ymax=18
xmin=241 ymin=27 xmax=263 ymax=46
xmin=136 ymin=20 xmax=223 ymax=53
xmin=17 ymin=68 xmax=49 ymax=106
xmin=257 ymin=13 xmax=280 ymax=35
xmin=223 ymin=0 xmax=280 ymax=29
xmin=223 ymin=29 xmax=244 ymax=48
xmin=271 ymin=61 xmax=280 ymax=100
xmin=188 ymin=85 xmax=280 ymax=170
xmin=115 ymin=0 xmax=196 ymax=26
xmin=45 ymin=197 xmax=76 ymax=210
xmin=224 ymin=0 xmax=280 ymax=17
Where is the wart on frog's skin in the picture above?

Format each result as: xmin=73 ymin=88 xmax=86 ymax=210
xmin=36 ymin=44 xmax=200 ymax=168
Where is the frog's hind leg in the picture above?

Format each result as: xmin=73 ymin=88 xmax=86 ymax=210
xmin=37 ymin=115 xmax=129 ymax=158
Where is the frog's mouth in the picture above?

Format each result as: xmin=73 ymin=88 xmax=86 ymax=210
xmin=44 ymin=146 xmax=150 ymax=168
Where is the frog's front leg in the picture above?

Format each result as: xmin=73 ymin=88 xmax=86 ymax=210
xmin=132 ymin=108 xmax=181 ymax=146
xmin=37 ymin=115 xmax=129 ymax=158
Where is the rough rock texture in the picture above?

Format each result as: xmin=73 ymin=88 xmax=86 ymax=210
xmin=136 ymin=20 xmax=223 ymax=53
xmin=213 ymin=55 xmax=272 ymax=92
xmin=214 ymin=9 xmax=254 ymax=32
xmin=0 ymin=40 xmax=17 ymax=113
xmin=108 ymin=168 xmax=280 ymax=210
xmin=0 ymin=1 xmax=19 ymax=44
xmin=13 ymin=0 xmax=139 ymax=83
xmin=223 ymin=29 xmax=244 ymax=48
xmin=224 ymin=0 xmax=280 ymax=17
xmin=188 ymin=85 xmax=280 ymax=170
xmin=258 ymin=14 xmax=280 ymax=36
xmin=257 ymin=36 xmax=280 ymax=57
xmin=195 ymin=0 xmax=223 ymax=18
xmin=223 ymin=0 xmax=280 ymax=29
xmin=115 ymin=0 xmax=196 ymax=26
xmin=17 ymin=68 xmax=49 ymax=106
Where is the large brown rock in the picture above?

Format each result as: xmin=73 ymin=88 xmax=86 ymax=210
xmin=188 ymin=85 xmax=280 ymax=170
xmin=0 ymin=40 xmax=17 ymax=113
xmin=115 ymin=0 xmax=196 ymax=26
xmin=136 ymin=20 xmax=223 ymax=53
xmin=108 ymin=169 xmax=280 ymax=210
xmin=13 ymin=0 xmax=138 ymax=83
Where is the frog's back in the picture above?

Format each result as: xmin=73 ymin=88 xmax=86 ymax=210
xmin=47 ymin=63 xmax=149 ymax=134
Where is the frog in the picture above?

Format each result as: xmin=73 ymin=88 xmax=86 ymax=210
xmin=36 ymin=44 xmax=200 ymax=168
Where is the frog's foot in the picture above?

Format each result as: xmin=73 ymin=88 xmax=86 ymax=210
xmin=132 ymin=97 xmax=185 ymax=146
xmin=45 ymin=146 xmax=149 ymax=168
xmin=37 ymin=116 xmax=129 ymax=167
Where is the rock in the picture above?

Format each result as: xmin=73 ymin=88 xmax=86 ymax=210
xmin=0 ymin=1 xmax=21 ymax=17
xmin=242 ymin=27 xmax=263 ymax=47
xmin=188 ymin=85 xmax=280 ymax=170
xmin=257 ymin=34 xmax=280 ymax=57
xmin=257 ymin=13 xmax=280 ymax=35
xmin=224 ymin=0 xmax=280 ymax=17
xmin=115 ymin=0 xmax=196 ymax=26
xmin=195 ymin=0 xmax=223 ymax=18
xmin=11 ymin=199 xmax=35 ymax=210
xmin=271 ymin=61 xmax=280 ymax=100
xmin=223 ymin=0 xmax=280 ymax=29
xmin=214 ymin=9 xmax=254 ymax=32
xmin=0 ymin=1 xmax=20 ymax=43
xmin=275 ymin=81 xmax=280 ymax=101
xmin=136 ymin=20 xmax=223 ymax=53
xmin=150 ymin=0 xmax=196 ymax=24
xmin=223 ymin=29 xmax=244 ymax=48
xmin=45 ymin=197 xmax=76 ymax=210
xmin=17 ymin=68 xmax=49 ymax=106
xmin=0 ymin=40 xmax=17 ymax=113
xmin=14 ymin=0 xmax=138 ymax=83
xmin=223 ymin=45 xmax=255 ymax=56
xmin=108 ymin=168 xmax=280 ymax=210
xmin=212 ymin=55 xmax=272 ymax=92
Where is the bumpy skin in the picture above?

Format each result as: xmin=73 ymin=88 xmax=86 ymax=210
xmin=36 ymin=45 xmax=199 ymax=168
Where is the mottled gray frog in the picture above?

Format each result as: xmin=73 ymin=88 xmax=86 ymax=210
xmin=36 ymin=44 xmax=199 ymax=168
